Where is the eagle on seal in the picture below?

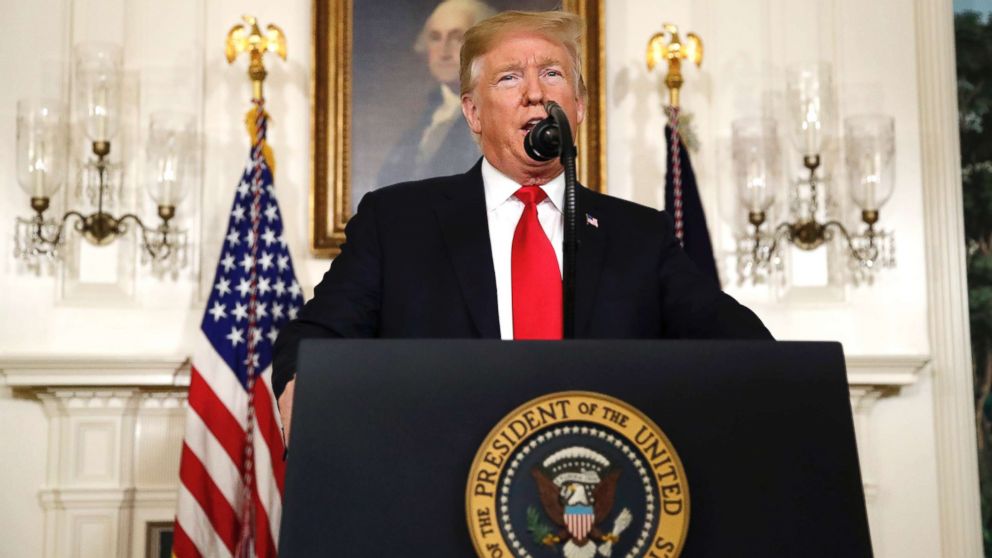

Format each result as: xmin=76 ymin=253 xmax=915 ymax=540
xmin=531 ymin=466 xmax=623 ymax=557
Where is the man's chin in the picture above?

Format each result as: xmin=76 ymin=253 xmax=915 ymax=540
xmin=516 ymin=154 xmax=563 ymax=177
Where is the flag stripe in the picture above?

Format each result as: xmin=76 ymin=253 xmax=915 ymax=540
xmin=179 ymin=443 xmax=239 ymax=554
xmin=193 ymin=342 xmax=248 ymax=428
xmin=253 ymin=373 xmax=286 ymax=493
xmin=252 ymin=413 xmax=283 ymax=548
xmin=182 ymin=404 xmax=244 ymax=507
xmin=188 ymin=367 xmax=248 ymax=467
xmin=176 ymin=483 xmax=235 ymax=558
xmin=171 ymin=521 xmax=203 ymax=558
xmin=253 ymin=479 xmax=279 ymax=558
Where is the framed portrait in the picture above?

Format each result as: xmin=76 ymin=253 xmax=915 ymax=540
xmin=311 ymin=0 xmax=605 ymax=257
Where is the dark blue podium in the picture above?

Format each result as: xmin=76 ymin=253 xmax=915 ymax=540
xmin=279 ymin=340 xmax=872 ymax=557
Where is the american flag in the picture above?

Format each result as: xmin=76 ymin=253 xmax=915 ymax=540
xmin=173 ymin=101 xmax=300 ymax=558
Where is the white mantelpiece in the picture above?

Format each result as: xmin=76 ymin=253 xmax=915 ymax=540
xmin=847 ymin=355 xmax=929 ymax=388
xmin=0 ymin=356 xmax=191 ymax=388
xmin=1 ymin=357 xmax=189 ymax=558
xmin=845 ymin=355 xmax=929 ymax=504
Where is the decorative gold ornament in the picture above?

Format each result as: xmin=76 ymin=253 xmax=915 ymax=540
xmin=646 ymin=23 xmax=703 ymax=108
xmin=226 ymin=15 xmax=287 ymax=100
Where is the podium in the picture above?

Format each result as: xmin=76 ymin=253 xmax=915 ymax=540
xmin=280 ymin=340 xmax=872 ymax=557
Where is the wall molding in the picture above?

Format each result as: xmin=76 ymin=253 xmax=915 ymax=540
xmin=914 ymin=0 xmax=984 ymax=555
xmin=0 ymin=356 xmax=190 ymax=388
xmin=846 ymin=354 xmax=929 ymax=387
xmin=23 ymin=383 xmax=186 ymax=558
xmin=39 ymin=487 xmax=136 ymax=508
xmin=1 ymin=352 xmax=921 ymax=388
xmin=846 ymin=354 xmax=929 ymax=507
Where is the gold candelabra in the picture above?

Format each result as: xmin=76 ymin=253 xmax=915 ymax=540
xmin=733 ymin=66 xmax=896 ymax=285
xmin=14 ymin=44 xmax=190 ymax=270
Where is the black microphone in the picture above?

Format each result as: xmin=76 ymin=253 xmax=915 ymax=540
xmin=520 ymin=100 xmax=579 ymax=339
xmin=523 ymin=103 xmax=563 ymax=162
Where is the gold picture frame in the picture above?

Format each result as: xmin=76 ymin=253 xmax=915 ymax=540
xmin=310 ymin=0 xmax=605 ymax=257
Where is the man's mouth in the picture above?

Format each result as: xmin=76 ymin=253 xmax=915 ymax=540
xmin=520 ymin=117 xmax=544 ymax=133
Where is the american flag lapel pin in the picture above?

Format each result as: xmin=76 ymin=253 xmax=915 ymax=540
xmin=585 ymin=213 xmax=599 ymax=228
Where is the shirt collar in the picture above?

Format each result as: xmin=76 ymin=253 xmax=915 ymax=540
xmin=481 ymin=157 xmax=564 ymax=213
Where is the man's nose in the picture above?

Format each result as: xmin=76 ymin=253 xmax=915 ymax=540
xmin=523 ymin=75 xmax=544 ymax=105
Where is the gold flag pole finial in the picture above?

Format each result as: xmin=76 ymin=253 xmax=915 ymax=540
xmin=646 ymin=23 xmax=703 ymax=108
xmin=225 ymin=14 xmax=287 ymax=100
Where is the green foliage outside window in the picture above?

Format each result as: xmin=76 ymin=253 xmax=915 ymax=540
xmin=956 ymin=10 xmax=992 ymax=555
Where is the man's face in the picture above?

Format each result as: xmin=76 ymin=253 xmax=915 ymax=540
xmin=460 ymin=32 xmax=585 ymax=184
xmin=425 ymin=5 xmax=474 ymax=86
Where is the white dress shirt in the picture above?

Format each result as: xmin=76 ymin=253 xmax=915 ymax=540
xmin=481 ymin=158 xmax=564 ymax=340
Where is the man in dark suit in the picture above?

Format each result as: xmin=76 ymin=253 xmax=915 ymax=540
xmin=273 ymin=10 xmax=771 ymax=435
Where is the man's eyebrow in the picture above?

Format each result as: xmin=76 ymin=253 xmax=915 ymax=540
xmin=492 ymin=57 xmax=565 ymax=75
xmin=493 ymin=61 xmax=525 ymax=74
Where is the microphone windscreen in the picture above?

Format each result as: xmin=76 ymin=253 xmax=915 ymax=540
xmin=524 ymin=118 xmax=560 ymax=162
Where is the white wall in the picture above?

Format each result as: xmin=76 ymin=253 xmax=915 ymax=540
xmin=605 ymin=4 xmax=941 ymax=554
xmin=0 ymin=0 xmax=313 ymax=555
xmin=0 ymin=0 xmax=971 ymax=556
xmin=607 ymin=0 xmax=929 ymax=355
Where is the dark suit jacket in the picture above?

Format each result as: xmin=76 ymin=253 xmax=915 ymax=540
xmin=272 ymin=160 xmax=771 ymax=396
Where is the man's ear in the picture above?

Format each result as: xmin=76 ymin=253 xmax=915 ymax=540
xmin=575 ymin=94 xmax=586 ymax=127
xmin=461 ymin=94 xmax=482 ymax=134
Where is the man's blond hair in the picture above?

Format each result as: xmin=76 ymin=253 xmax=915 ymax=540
xmin=459 ymin=10 xmax=587 ymax=99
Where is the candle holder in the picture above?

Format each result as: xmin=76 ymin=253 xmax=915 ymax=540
xmin=731 ymin=117 xmax=785 ymax=281
xmin=735 ymin=63 xmax=895 ymax=285
xmin=13 ymin=43 xmax=188 ymax=273
xmin=13 ymin=99 xmax=69 ymax=264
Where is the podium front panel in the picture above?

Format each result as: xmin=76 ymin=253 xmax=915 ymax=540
xmin=281 ymin=340 xmax=871 ymax=557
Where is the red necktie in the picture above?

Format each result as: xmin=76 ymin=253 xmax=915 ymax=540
xmin=511 ymin=185 xmax=562 ymax=339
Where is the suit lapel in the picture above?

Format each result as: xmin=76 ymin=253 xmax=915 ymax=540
xmin=434 ymin=162 xmax=501 ymax=338
xmin=575 ymin=187 xmax=606 ymax=336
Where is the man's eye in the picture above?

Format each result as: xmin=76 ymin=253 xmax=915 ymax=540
xmin=545 ymin=69 xmax=564 ymax=78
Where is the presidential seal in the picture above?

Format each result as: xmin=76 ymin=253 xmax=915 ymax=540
xmin=466 ymin=392 xmax=689 ymax=558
